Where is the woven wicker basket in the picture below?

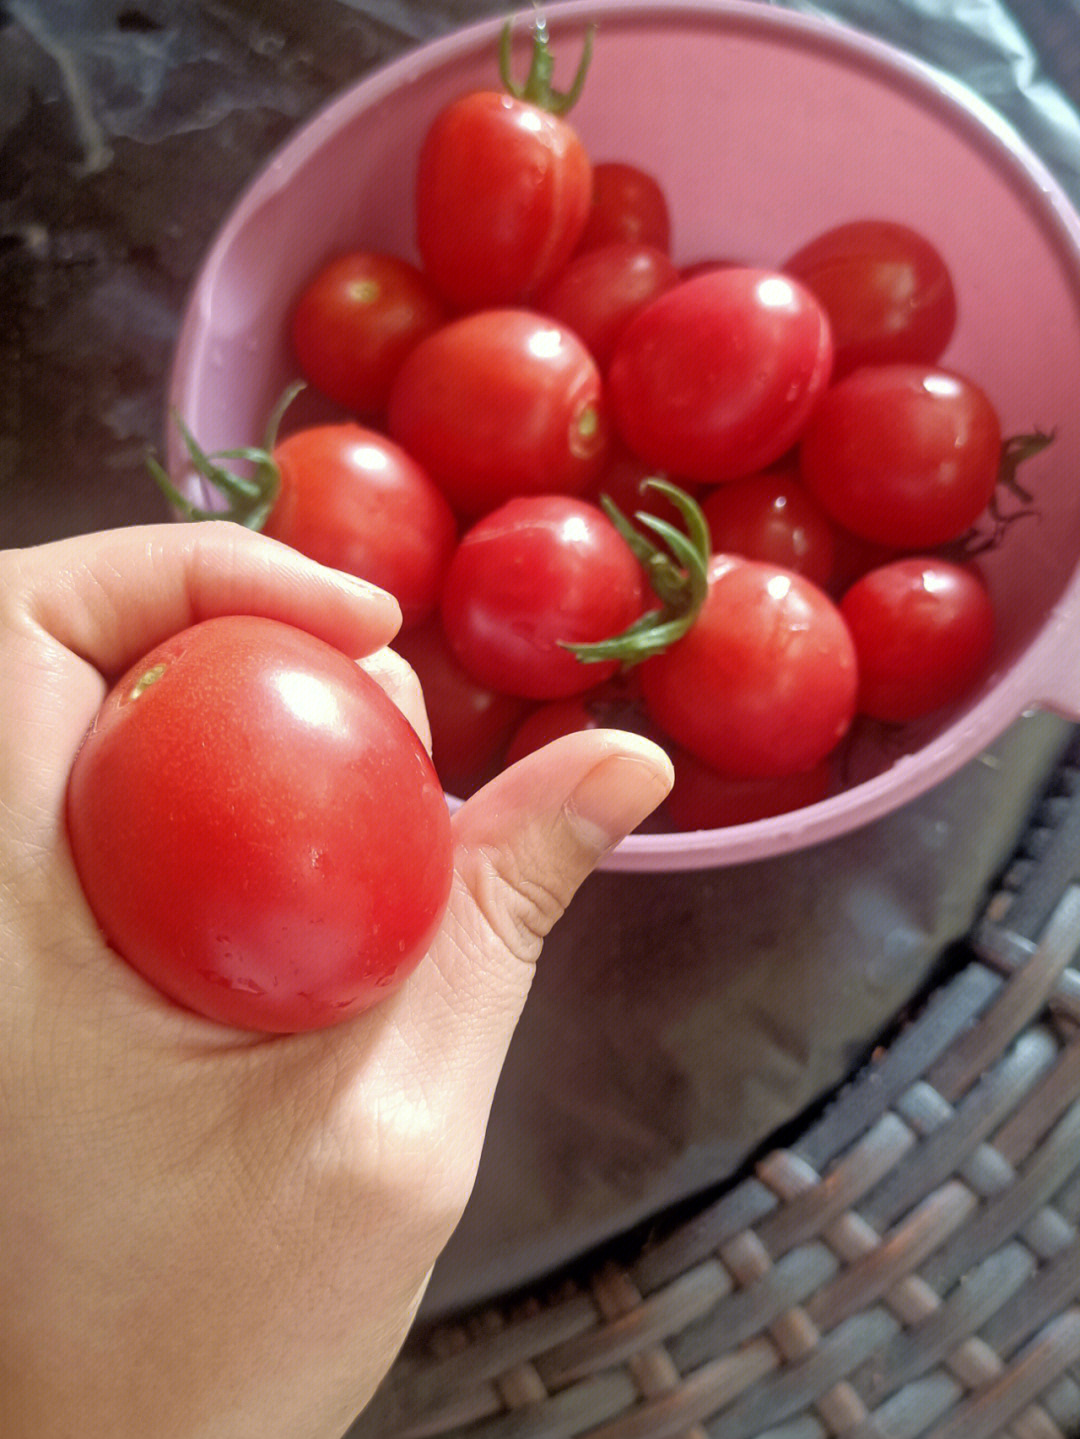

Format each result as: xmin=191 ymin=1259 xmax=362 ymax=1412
xmin=357 ymin=734 xmax=1080 ymax=1439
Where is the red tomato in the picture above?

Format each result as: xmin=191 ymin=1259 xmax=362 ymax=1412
xmin=441 ymin=495 xmax=646 ymax=699
xmin=387 ymin=309 xmax=607 ymax=517
xmin=264 ymin=424 xmax=457 ymax=629
xmin=503 ymin=695 xmax=608 ymax=766
xmin=798 ymin=364 xmax=1002 ymax=548
xmin=575 ymin=161 xmax=671 ymax=253
xmin=415 ymin=91 xmax=591 ymax=309
xmin=700 ymin=461 xmax=837 ymax=587
xmin=641 ymin=555 xmax=858 ymax=779
xmin=840 ymin=558 xmax=995 ymax=721
xmin=66 ymin=616 xmax=453 ymax=1033
xmin=290 ymin=251 xmax=447 ymax=415
xmin=534 ymin=241 xmax=680 ymax=370
xmin=589 ymin=443 xmax=692 ymax=523
xmin=608 ymin=268 xmax=834 ymax=485
xmin=665 ymin=749 xmax=833 ymax=831
xmin=392 ymin=619 xmax=529 ymax=797
xmin=783 ymin=219 xmax=957 ymax=378
xmin=502 ymin=687 xmax=651 ymax=766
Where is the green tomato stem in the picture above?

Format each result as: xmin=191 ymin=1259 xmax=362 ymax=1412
xmin=498 ymin=15 xmax=594 ymax=115
xmin=565 ymin=479 xmax=712 ymax=667
xmin=146 ymin=381 xmax=305 ymax=530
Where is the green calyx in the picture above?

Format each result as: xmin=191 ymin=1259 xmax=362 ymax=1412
xmin=146 ymin=381 xmax=304 ymax=530
xmin=566 ymin=478 xmax=712 ymax=667
xmin=498 ymin=15 xmax=594 ymax=115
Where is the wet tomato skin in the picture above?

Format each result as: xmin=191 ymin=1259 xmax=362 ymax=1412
xmin=387 ymin=309 xmax=608 ymax=518
xmin=641 ymin=554 xmax=858 ymax=780
xmin=798 ymin=364 xmax=1002 ymax=549
xmin=840 ymin=557 xmax=995 ymax=721
xmin=441 ymin=495 xmax=646 ymax=700
xmin=66 ymin=616 xmax=453 ymax=1034
xmin=607 ymin=268 xmax=834 ymax=485
xmin=415 ymin=90 xmax=592 ymax=309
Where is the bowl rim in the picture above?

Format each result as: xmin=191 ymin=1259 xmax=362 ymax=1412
xmin=167 ymin=0 xmax=1080 ymax=871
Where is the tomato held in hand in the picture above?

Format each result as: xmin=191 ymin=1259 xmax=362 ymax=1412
xmin=608 ymin=268 xmax=834 ymax=485
xmin=66 ymin=616 xmax=453 ymax=1033
xmin=388 ymin=309 xmax=607 ymax=517
xmin=441 ymin=495 xmax=645 ymax=699
xmin=415 ymin=22 xmax=593 ymax=308
xmin=783 ymin=219 xmax=957 ymax=378
xmin=840 ymin=557 xmax=995 ymax=721
xmin=290 ymin=251 xmax=447 ymax=415
xmin=264 ymin=425 xmax=458 ymax=629
xmin=798 ymin=364 xmax=1002 ymax=548
xmin=641 ymin=555 xmax=858 ymax=779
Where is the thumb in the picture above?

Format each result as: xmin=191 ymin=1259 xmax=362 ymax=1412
xmin=415 ymin=729 xmax=673 ymax=1090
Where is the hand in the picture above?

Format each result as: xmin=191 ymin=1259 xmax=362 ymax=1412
xmin=0 ymin=523 xmax=672 ymax=1439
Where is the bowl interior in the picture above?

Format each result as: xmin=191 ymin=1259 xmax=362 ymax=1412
xmin=169 ymin=0 xmax=1080 ymax=869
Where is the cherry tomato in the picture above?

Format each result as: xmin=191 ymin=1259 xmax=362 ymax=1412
xmin=66 ymin=616 xmax=453 ymax=1033
xmin=290 ymin=251 xmax=447 ymax=415
xmin=387 ymin=309 xmax=607 ymax=517
xmin=415 ymin=90 xmax=591 ymax=309
xmin=264 ymin=424 xmax=458 ymax=629
xmin=783 ymin=219 xmax=957 ymax=378
xmin=665 ymin=749 xmax=833 ymax=830
xmin=608 ymin=268 xmax=834 ymax=485
xmin=798 ymin=364 xmax=1002 ymax=548
xmin=441 ymin=495 xmax=646 ymax=699
xmin=392 ymin=619 xmax=529 ymax=796
xmin=589 ymin=443 xmax=690 ymax=526
xmin=502 ymin=687 xmax=650 ymax=766
xmin=700 ymin=461 xmax=837 ymax=587
xmin=503 ymin=695 xmax=608 ymax=766
xmin=534 ymin=241 xmax=680 ymax=370
xmin=641 ymin=555 xmax=858 ymax=779
xmin=840 ymin=558 xmax=995 ymax=721
xmin=575 ymin=161 xmax=671 ymax=253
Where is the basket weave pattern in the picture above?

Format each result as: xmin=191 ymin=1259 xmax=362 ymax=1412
xmin=367 ymin=740 xmax=1080 ymax=1439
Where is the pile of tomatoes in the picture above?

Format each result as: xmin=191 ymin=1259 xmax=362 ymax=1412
xmin=169 ymin=18 xmax=1049 ymax=832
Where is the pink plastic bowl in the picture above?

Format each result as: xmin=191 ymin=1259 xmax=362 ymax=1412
xmin=168 ymin=0 xmax=1080 ymax=871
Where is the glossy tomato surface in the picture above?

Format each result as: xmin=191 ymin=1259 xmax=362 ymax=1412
xmin=607 ymin=268 xmax=834 ymax=484
xmin=392 ymin=618 xmax=529 ymax=796
xmin=534 ymin=241 xmax=680 ymax=370
xmin=798 ymin=364 xmax=1002 ymax=548
xmin=415 ymin=90 xmax=591 ymax=309
xmin=290 ymin=250 xmax=447 ymax=415
xmin=841 ymin=557 xmax=995 ymax=721
xmin=441 ymin=495 xmax=645 ymax=699
xmin=641 ymin=555 xmax=858 ymax=779
xmin=66 ymin=616 xmax=453 ymax=1033
xmin=575 ymin=161 xmax=671 ymax=253
xmin=387 ymin=309 xmax=607 ymax=516
xmin=783 ymin=219 xmax=957 ymax=378
xmin=665 ymin=750 xmax=833 ymax=831
xmin=700 ymin=461 xmax=837 ymax=587
xmin=264 ymin=424 xmax=458 ymax=628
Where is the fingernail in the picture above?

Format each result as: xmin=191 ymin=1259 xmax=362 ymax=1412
xmin=565 ymin=744 xmax=674 ymax=855
xmin=332 ymin=569 xmax=402 ymax=619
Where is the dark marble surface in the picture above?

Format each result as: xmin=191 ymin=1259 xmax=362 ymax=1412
xmin=5 ymin=0 xmax=1080 ymax=1322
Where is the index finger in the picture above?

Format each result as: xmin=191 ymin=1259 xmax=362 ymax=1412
xmin=6 ymin=522 xmax=401 ymax=679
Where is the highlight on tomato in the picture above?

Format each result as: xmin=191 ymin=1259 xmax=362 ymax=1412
xmin=66 ymin=616 xmax=454 ymax=1033
xmin=415 ymin=17 xmax=594 ymax=308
